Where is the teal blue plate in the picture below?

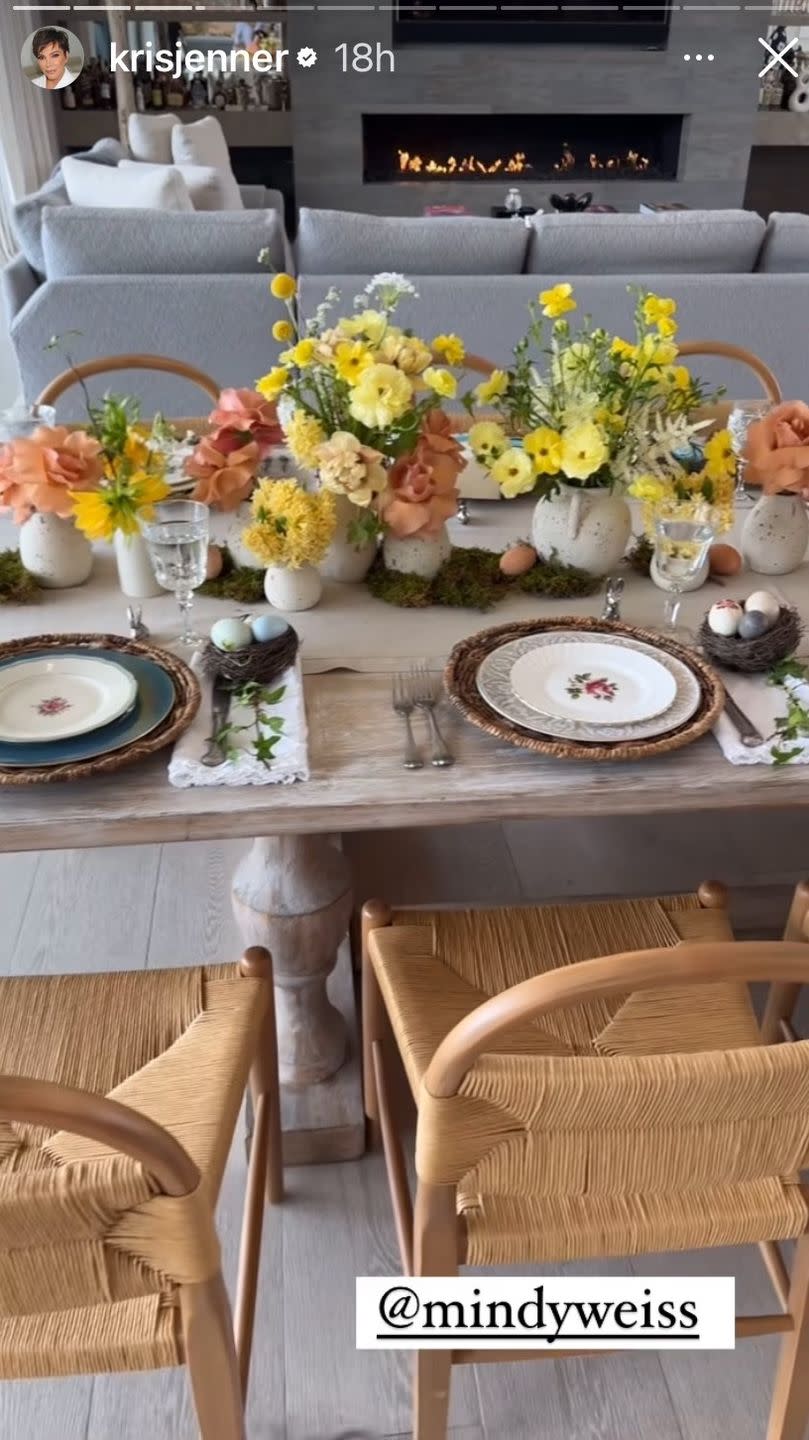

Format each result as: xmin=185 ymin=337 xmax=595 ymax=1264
xmin=0 ymin=649 xmax=175 ymax=768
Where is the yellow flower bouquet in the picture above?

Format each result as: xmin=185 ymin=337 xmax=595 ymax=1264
xmin=629 ymin=428 xmax=737 ymax=538
xmin=242 ymin=478 xmax=336 ymax=570
xmin=258 ymin=269 xmax=467 ymax=544
xmin=69 ymin=395 xmax=169 ymax=543
xmin=463 ymin=285 xmax=721 ymax=501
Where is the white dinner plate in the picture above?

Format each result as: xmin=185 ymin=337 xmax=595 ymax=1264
xmin=509 ymin=640 xmax=677 ymax=725
xmin=0 ymin=655 xmax=138 ymax=742
xmin=476 ymin=632 xmax=701 ymax=744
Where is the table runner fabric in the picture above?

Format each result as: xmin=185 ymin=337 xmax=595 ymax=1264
xmin=168 ymin=656 xmax=309 ymax=787
xmin=713 ymin=668 xmax=809 ymax=766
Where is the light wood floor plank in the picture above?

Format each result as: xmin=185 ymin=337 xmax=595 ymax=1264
xmin=0 ymin=853 xmax=39 ymax=967
xmin=344 ymin=823 xmax=521 ymax=908
xmin=146 ymin=839 xmax=246 ymax=971
xmin=0 ymin=1376 xmax=94 ymax=1440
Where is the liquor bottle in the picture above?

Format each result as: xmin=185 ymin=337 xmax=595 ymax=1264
xmin=190 ymin=74 xmax=207 ymax=108
xmin=212 ymin=79 xmax=226 ymax=110
xmin=151 ymin=77 xmax=165 ymax=109
xmin=167 ymin=75 xmax=186 ymax=108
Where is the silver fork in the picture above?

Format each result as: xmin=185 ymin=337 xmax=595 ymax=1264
xmin=392 ymin=672 xmax=423 ymax=770
xmin=409 ymin=664 xmax=455 ymax=768
xmin=201 ymin=675 xmax=233 ymax=767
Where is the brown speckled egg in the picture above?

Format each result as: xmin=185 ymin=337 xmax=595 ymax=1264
xmin=499 ymin=543 xmax=537 ymax=577
xmin=205 ymin=544 xmax=223 ymax=581
xmin=708 ymin=543 xmax=742 ymax=578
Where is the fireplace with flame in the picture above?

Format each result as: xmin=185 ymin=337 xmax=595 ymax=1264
xmin=362 ymin=113 xmax=684 ymax=184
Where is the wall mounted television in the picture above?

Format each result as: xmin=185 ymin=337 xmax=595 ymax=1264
xmin=392 ymin=2 xmax=672 ymax=48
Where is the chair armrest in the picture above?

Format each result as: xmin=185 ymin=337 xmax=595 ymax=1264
xmin=1 ymin=252 xmax=39 ymax=327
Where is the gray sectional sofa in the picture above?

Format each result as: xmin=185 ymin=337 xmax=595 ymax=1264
xmin=4 ymin=192 xmax=809 ymax=418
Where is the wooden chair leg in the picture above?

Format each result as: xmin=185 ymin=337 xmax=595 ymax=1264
xmin=413 ymin=1181 xmax=458 ymax=1440
xmin=240 ymin=947 xmax=283 ymax=1206
xmin=181 ymin=1273 xmax=246 ymax=1440
xmin=234 ymin=1087 xmax=269 ymax=1400
xmin=762 ymin=882 xmax=809 ymax=1044
xmin=361 ymin=900 xmax=392 ymax=1147
xmin=767 ymin=1232 xmax=809 ymax=1440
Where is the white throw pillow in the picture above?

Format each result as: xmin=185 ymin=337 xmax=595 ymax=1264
xmin=119 ymin=159 xmax=243 ymax=212
xmin=61 ymin=156 xmax=194 ymax=212
xmin=127 ymin=112 xmax=179 ymax=165
xmin=172 ymin=115 xmax=231 ymax=170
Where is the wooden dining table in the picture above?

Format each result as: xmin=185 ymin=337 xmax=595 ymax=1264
xmin=2 ymin=495 xmax=809 ymax=1166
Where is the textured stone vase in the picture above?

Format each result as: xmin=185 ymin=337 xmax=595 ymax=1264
xmin=383 ymin=523 xmax=451 ymax=580
xmin=531 ymin=481 xmax=631 ymax=578
xmin=264 ymin=563 xmax=323 ymax=612
xmin=319 ymin=493 xmax=377 ymax=582
xmin=18 ymin=513 xmax=93 ymax=589
xmin=113 ymin=530 xmax=162 ymax=599
xmin=742 ymin=493 xmax=809 ymax=576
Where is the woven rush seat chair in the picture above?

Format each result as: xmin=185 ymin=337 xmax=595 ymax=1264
xmin=0 ymin=948 xmax=282 ymax=1440
xmin=362 ymin=885 xmax=809 ymax=1440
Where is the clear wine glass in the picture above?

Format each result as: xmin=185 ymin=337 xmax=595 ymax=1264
xmin=653 ymin=518 xmax=715 ymax=642
xmin=728 ymin=400 xmax=768 ymax=507
xmin=140 ymin=500 xmax=209 ymax=648
xmin=0 ymin=403 xmax=55 ymax=443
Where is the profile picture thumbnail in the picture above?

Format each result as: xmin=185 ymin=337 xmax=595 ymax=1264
xmin=21 ymin=26 xmax=84 ymax=91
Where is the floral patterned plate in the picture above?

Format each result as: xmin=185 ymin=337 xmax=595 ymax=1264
xmin=0 ymin=654 xmax=137 ymax=743
xmin=476 ymin=632 xmax=701 ymax=743
xmin=509 ymin=640 xmax=676 ymax=725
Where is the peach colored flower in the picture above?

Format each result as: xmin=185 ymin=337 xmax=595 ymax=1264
xmin=0 ymin=426 xmax=103 ymax=523
xmin=185 ymin=430 xmax=259 ymax=511
xmin=378 ymin=410 xmax=463 ymax=537
xmin=745 ymin=401 xmax=809 ymax=495
xmin=208 ymin=388 xmax=282 ymax=458
xmin=413 ymin=409 xmax=465 ymax=492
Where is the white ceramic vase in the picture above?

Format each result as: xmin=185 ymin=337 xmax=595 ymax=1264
xmin=264 ymin=563 xmax=323 ymax=612
xmin=225 ymin=501 xmax=257 ymax=569
xmin=649 ymin=551 xmax=710 ymax=594
xmin=382 ymin=524 xmax=451 ymax=580
xmin=18 ymin=513 xmax=93 ymax=589
xmin=113 ymin=530 xmax=161 ymax=599
xmin=741 ymin=494 xmax=809 ymax=576
xmin=531 ymin=482 xmax=631 ymax=578
xmin=319 ymin=493 xmax=377 ymax=582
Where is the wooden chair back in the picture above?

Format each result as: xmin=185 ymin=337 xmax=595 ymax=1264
xmin=36 ymin=353 xmax=221 ymax=409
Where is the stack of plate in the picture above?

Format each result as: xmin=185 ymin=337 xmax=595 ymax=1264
xmin=476 ymin=631 xmax=702 ymax=744
xmin=0 ymin=647 xmax=177 ymax=770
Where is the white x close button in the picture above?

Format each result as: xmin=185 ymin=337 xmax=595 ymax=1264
xmin=758 ymin=35 xmax=800 ymax=78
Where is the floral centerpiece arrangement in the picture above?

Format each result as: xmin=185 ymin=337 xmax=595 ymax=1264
xmin=463 ymin=285 xmax=721 ymax=577
xmin=739 ymin=400 xmax=809 ymax=576
xmin=0 ymin=424 xmax=104 ymax=588
xmin=184 ymin=388 xmax=282 ymax=511
xmin=629 ymin=429 xmax=737 ymax=537
xmin=257 ymin=269 xmax=466 ymax=579
xmin=241 ymin=476 xmax=336 ymax=611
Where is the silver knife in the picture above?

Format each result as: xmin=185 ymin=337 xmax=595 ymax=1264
xmin=201 ymin=676 xmax=233 ymax=767
xmin=723 ymin=692 xmax=764 ymax=749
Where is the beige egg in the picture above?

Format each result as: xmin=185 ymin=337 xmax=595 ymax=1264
xmin=708 ymin=543 xmax=742 ymax=578
xmin=205 ymin=544 xmax=223 ymax=581
xmin=499 ymin=542 xmax=537 ymax=577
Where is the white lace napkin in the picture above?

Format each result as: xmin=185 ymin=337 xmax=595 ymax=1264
xmin=713 ymin=666 xmax=809 ymax=766
xmin=168 ymin=656 xmax=309 ymax=787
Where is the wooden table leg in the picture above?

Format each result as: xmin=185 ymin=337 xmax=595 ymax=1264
xmin=232 ymin=835 xmax=365 ymax=1166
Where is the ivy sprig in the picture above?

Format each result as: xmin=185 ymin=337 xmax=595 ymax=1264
xmin=767 ymin=657 xmax=809 ymax=765
xmin=215 ymin=682 xmax=286 ymax=769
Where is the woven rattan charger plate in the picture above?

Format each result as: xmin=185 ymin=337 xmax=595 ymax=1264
xmin=445 ymin=617 xmax=725 ymax=761
xmin=0 ymin=634 xmax=200 ymax=786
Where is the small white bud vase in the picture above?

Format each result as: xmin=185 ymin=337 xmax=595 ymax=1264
xmin=382 ymin=523 xmax=451 ymax=580
xmin=531 ymin=481 xmax=631 ymax=578
xmin=113 ymin=529 xmax=162 ymax=599
xmin=319 ymin=493 xmax=377 ymax=582
xmin=741 ymin=494 xmax=809 ymax=576
xmin=264 ymin=563 xmax=323 ymax=612
xmin=18 ymin=513 xmax=93 ymax=589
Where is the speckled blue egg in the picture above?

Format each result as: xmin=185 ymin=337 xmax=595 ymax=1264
xmin=738 ymin=610 xmax=770 ymax=641
xmin=250 ymin=614 xmax=290 ymax=644
xmin=210 ymin=617 xmax=253 ymax=652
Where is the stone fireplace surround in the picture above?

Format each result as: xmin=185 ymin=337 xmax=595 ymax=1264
xmin=286 ymin=6 xmax=762 ymax=216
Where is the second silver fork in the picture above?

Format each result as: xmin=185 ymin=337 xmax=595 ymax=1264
xmin=410 ymin=664 xmax=455 ymax=768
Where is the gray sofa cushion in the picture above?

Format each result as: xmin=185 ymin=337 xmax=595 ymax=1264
xmin=12 ymin=138 xmax=126 ymax=276
xmin=756 ymin=213 xmax=809 ymax=273
xmin=41 ymin=206 xmax=285 ymax=278
xmin=526 ymin=210 xmax=766 ymax=275
xmin=296 ymin=208 xmax=528 ymax=275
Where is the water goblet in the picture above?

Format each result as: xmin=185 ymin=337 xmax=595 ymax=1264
xmin=728 ymin=400 xmax=768 ymax=507
xmin=0 ymin=403 xmax=55 ymax=443
xmin=653 ymin=518 xmax=715 ymax=642
xmin=140 ymin=499 xmax=209 ymax=648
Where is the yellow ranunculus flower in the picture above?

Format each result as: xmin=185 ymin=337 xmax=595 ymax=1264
xmin=334 ymin=340 xmax=372 ymax=386
xmin=474 ymin=369 xmax=509 ymax=405
xmin=467 ymin=421 xmax=507 ymax=462
xmin=523 ymin=426 xmax=563 ymax=475
xmin=256 ymin=366 xmax=290 ymax=401
xmin=339 ymin=309 xmax=388 ymax=346
xmin=431 ymin=333 xmax=465 ymax=366
xmin=272 ymin=319 xmax=295 ymax=343
xmin=642 ymin=295 xmax=677 ymax=328
xmin=422 ymin=366 xmax=457 ymax=399
xmin=539 ymin=283 xmax=576 ymax=319
xmin=703 ymin=429 xmax=736 ymax=482
xmin=270 ymin=272 xmax=297 ymax=301
xmin=348 ymin=363 xmax=413 ymax=430
xmin=639 ymin=335 xmax=678 ymax=367
xmin=491 ymin=447 xmax=536 ymax=499
xmin=378 ymin=332 xmax=432 ymax=375
xmin=629 ymin=475 xmax=667 ymax=504
xmin=280 ymin=338 xmax=316 ymax=368
xmin=560 ymin=421 xmax=608 ymax=480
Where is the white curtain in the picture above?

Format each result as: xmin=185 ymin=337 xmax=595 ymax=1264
xmin=0 ymin=7 xmax=59 ymax=259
